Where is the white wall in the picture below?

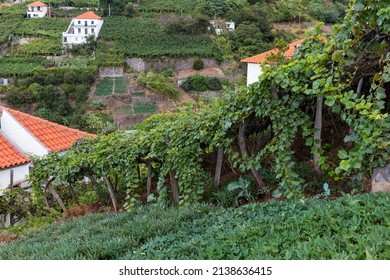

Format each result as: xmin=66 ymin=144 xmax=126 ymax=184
xmin=63 ymin=19 xmax=104 ymax=46
xmin=1 ymin=109 xmax=48 ymax=156
xmin=246 ymin=63 xmax=263 ymax=86
xmin=0 ymin=164 xmax=30 ymax=193
xmin=27 ymin=6 xmax=48 ymax=18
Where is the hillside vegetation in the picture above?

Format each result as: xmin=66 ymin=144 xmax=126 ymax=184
xmin=0 ymin=0 xmax=387 ymax=229
xmin=0 ymin=1 xmax=389 ymax=257
xmin=1 ymin=193 xmax=390 ymax=260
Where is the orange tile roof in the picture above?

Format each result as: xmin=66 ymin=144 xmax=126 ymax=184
xmin=241 ymin=38 xmax=306 ymax=64
xmin=0 ymin=134 xmax=30 ymax=169
xmin=6 ymin=108 xmax=95 ymax=152
xmin=27 ymin=1 xmax=48 ymax=7
xmin=74 ymin=11 xmax=102 ymax=20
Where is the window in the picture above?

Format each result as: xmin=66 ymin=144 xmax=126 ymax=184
xmin=78 ymin=28 xmax=81 ymax=34
xmin=91 ymin=21 xmax=94 ymax=25
xmin=85 ymin=21 xmax=88 ymax=26
xmin=91 ymin=28 xmax=95 ymax=33
xmin=37 ymin=6 xmax=41 ymax=11
xmin=31 ymin=7 xmax=34 ymax=12
xmin=85 ymin=28 xmax=88 ymax=34
xmin=78 ymin=20 xmax=81 ymax=24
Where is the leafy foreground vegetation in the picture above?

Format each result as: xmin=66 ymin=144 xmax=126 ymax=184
xmin=1 ymin=193 xmax=390 ymax=260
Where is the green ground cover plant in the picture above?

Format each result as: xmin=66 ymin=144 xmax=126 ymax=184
xmin=94 ymin=78 xmax=113 ymax=96
xmin=135 ymin=0 xmax=197 ymax=14
xmin=94 ymin=78 xmax=128 ymax=96
xmin=15 ymin=38 xmax=62 ymax=56
xmin=0 ymin=56 xmax=46 ymax=77
xmin=1 ymin=193 xmax=389 ymax=260
xmin=134 ymin=104 xmax=157 ymax=115
xmin=131 ymin=91 xmax=145 ymax=97
xmin=114 ymin=77 xmax=128 ymax=95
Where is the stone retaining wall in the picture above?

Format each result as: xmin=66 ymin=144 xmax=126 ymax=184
xmin=99 ymin=67 xmax=124 ymax=78
xmin=126 ymin=57 xmax=218 ymax=72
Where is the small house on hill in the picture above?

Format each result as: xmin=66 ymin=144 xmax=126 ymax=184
xmin=0 ymin=106 xmax=94 ymax=194
xmin=241 ymin=38 xmax=305 ymax=86
xmin=26 ymin=1 xmax=48 ymax=18
xmin=62 ymin=11 xmax=104 ymax=48
xmin=209 ymin=20 xmax=235 ymax=35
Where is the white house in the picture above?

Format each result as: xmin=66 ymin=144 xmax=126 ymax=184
xmin=209 ymin=20 xmax=235 ymax=35
xmin=241 ymin=38 xmax=305 ymax=86
xmin=62 ymin=11 xmax=104 ymax=47
xmin=26 ymin=1 xmax=48 ymax=18
xmin=0 ymin=106 xmax=94 ymax=194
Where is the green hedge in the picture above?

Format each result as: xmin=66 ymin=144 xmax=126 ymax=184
xmin=1 ymin=193 xmax=389 ymax=260
xmin=182 ymin=74 xmax=222 ymax=91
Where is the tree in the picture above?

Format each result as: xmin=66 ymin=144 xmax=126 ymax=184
xmin=200 ymin=0 xmax=228 ymax=17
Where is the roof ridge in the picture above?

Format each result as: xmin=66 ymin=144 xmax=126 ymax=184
xmin=6 ymin=107 xmax=91 ymax=135
xmin=3 ymin=106 xmax=95 ymax=152
xmin=241 ymin=38 xmax=305 ymax=64
xmin=28 ymin=1 xmax=48 ymax=6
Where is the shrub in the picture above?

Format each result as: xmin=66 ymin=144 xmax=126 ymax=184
xmin=91 ymin=101 xmax=107 ymax=111
xmin=138 ymin=72 xmax=180 ymax=100
xmin=207 ymin=77 xmax=222 ymax=90
xmin=193 ymin=59 xmax=204 ymax=70
xmin=182 ymin=74 xmax=222 ymax=91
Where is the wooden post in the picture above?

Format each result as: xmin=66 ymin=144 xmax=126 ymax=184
xmin=313 ymin=95 xmax=323 ymax=174
xmin=169 ymin=170 xmax=180 ymax=204
xmin=347 ymin=78 xmax=364 ymax=147
xmin=146 ymin=160 xmax=152 ymax=196
xmin=238 ymin=123 xmax=265 ymax=189
xmin=9 ymin=169 xmax=14 ymax=189
xmin=214 ymin=148 xmax=223 ymax=187
xmin=104 ymin=176 xmax=118 ymax=211
xmin=46 ymin=178 xmax=67 ymax=213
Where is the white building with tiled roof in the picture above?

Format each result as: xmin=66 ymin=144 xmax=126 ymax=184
xmin=241 ymin=39 xmax=305 ymax=86
xmin=26 ymin=1 xmax=48 ymax=18
xmin=62 ymin=11 xmax=104 ymax=47
xmin=0 ymin=106 xmax=94 ymax=193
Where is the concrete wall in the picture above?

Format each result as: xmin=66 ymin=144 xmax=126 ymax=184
xmin=1 ymin=109 xmax=48 ymax=156
xmin=126 ymin=57 xmax=218 ymax=72
xmin=246 ymin=63 xmax=263 ymax=86
xmin=99 ymin=67 xmax=124 ymax=78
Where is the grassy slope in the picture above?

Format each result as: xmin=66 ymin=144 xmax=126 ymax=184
xmin=1 ymin=193 xmax=390 ymax=260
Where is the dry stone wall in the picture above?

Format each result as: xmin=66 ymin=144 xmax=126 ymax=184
xmin=126 ymin=57 xmax=218 ymax=72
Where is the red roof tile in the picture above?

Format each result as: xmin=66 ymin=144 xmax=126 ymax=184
xmin=27 ymin=1 xmax=48 ymax=7
xmin=6 ymin=108 xmax=95 ymax=152
xmin=241 ymin=38 xmax=306 ymax=64
xmin=0 ymin=134 xmax=30 ymax=169
xmin=74 ymin=11 xmax=102 ymax=20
